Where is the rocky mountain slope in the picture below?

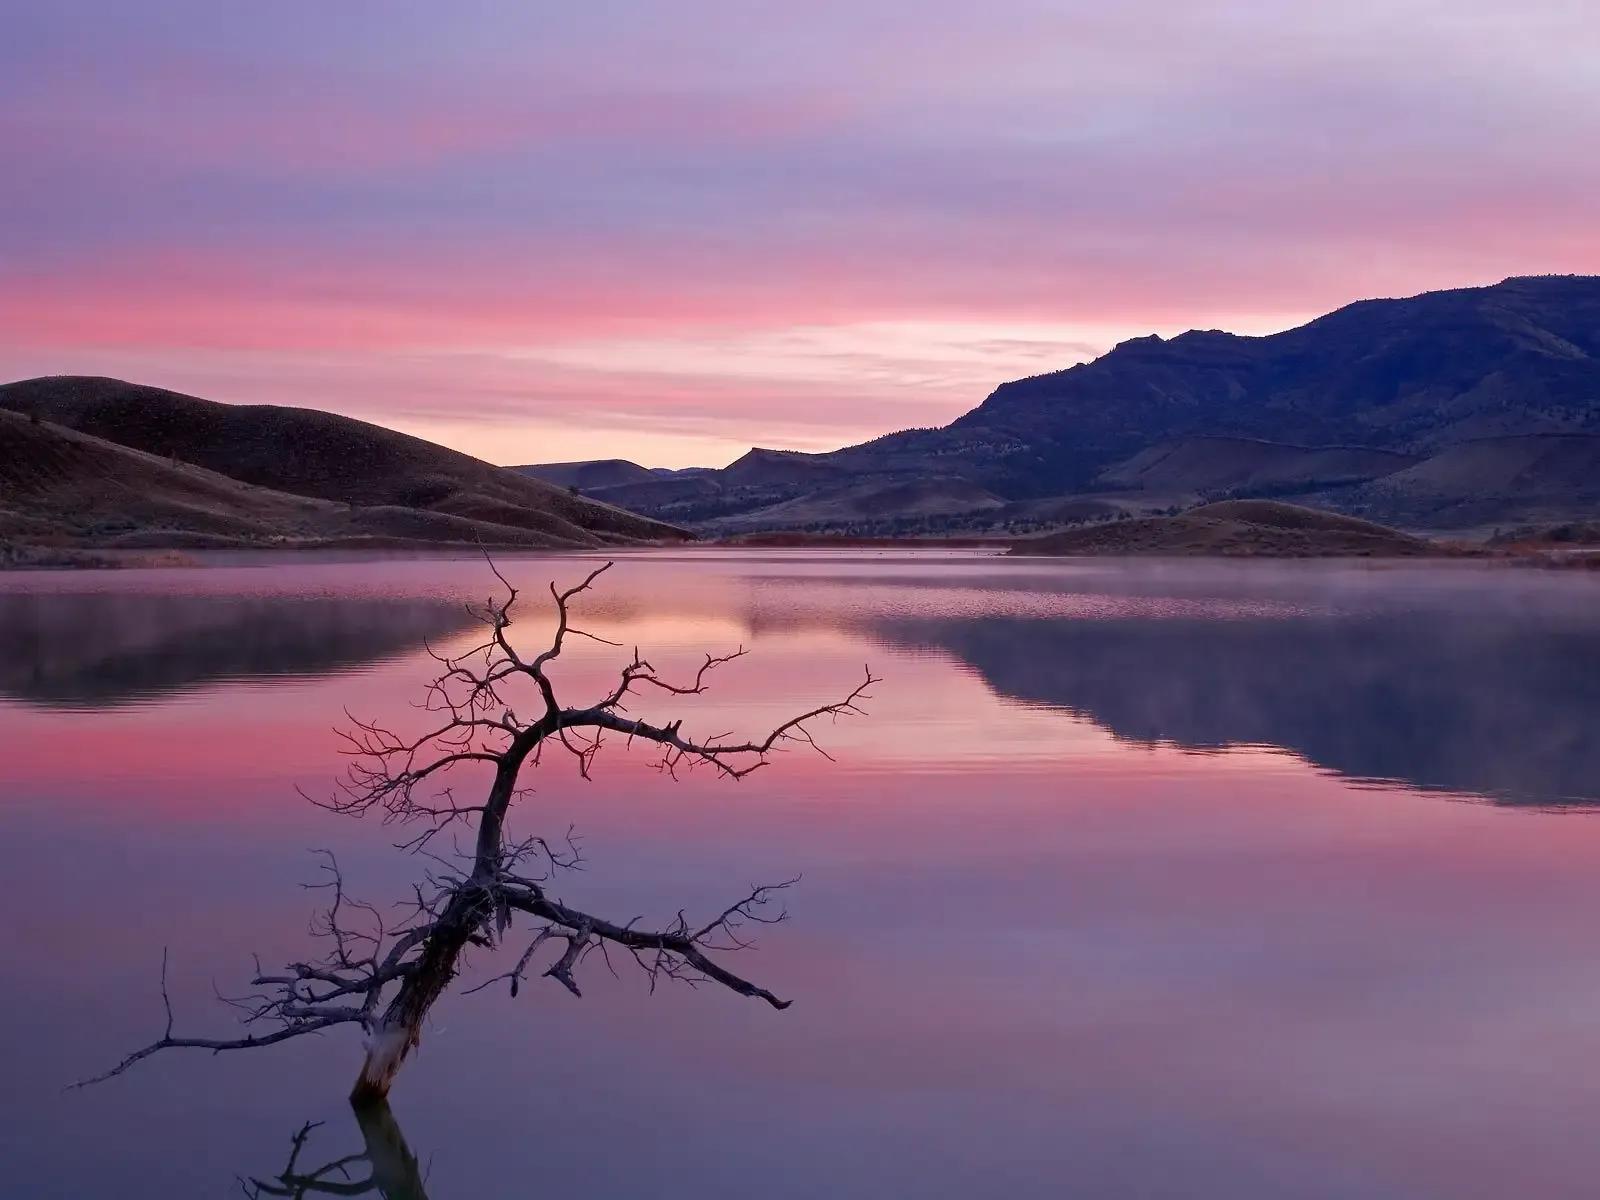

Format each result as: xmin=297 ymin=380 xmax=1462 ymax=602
xmin=1327 ymin=433 xmax=1600 ymax=529
xmin=1097 ymin=438 xmax=1419 ymax=495
xmin=551 ymin=275 xmax=1600 ymax=534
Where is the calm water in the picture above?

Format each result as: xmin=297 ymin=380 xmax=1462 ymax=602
xmin=3 ymin=550 xmax=1600 ymax=1198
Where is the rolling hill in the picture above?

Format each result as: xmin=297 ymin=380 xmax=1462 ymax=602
xmin=1 ymin=406 xmax=330 ymax=544
xmin=0 ymin=409 xmax=668 ymax=552
xmin=1008 ymin=500 xmax=1441 ymax=557
xmin=0 ymin=376 xmax=688 ymax=550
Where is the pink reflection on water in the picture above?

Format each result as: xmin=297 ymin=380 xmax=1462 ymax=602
xmin=5 ymin=553 xmax=1600 ymax=1196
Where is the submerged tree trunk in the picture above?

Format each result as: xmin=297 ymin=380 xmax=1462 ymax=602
xmin=352 ymin=768 xmax=523 ymax=1102
xmin=350 ymin=899 xmax=479 ymax=1104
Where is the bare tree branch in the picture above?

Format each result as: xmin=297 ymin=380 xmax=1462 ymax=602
xmin=86 ymin=558 xmax=873 ymax=1101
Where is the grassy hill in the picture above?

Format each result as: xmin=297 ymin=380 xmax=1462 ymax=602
xmin=0 ymin=376 xmax=688 ymax=551
xmin=1009 ymin=500 xmax=1443 ymax=557
xmin=0 ymin=409 xmax=669 ymax=553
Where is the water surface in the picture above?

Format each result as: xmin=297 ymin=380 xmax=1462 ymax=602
xmin=3 ymin=551 xmax=1599 ymax=1198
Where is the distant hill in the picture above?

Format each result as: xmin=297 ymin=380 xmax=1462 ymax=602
xmin=1008 ymin=500 xmax=1442 ymax=557
xmin=720 ymin=447 xmax=846 ymax=487
xmin=513 ymin=458 xmax=656 ymax=490
xmin=0 ymin=376 xmax=687 ymax=550
xmin=570 ymin=472 xmax=724 ymax=514
xmin=702 ymin=476 xmax=1006 ymax=531
xmin=585 ymin=275 xmax=1600 ymax=534
xmin=1489 ymin=519 xmax=1600 ymax=549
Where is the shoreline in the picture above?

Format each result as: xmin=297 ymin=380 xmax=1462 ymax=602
xmin=4 ymin=535 xmax=1596 ymax=573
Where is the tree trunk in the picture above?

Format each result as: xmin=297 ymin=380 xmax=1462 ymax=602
xmin=351 ymin=764 xmax=519 ymax=1105
xmin=350 ymin=903 xmax=477 ymax=1104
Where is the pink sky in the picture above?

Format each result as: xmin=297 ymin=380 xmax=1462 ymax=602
xmin=3 ymin=1 xmax=1598 ymax=467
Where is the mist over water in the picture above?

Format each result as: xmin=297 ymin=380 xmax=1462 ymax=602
xmin=4 ymin=551 xmax=1600 ymax=1198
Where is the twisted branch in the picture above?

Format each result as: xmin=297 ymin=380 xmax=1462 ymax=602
xmin=84 ymin=559 xmax=873 ymax=1093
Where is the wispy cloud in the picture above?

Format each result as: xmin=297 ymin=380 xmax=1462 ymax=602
xmin=2 ymin=1 xmax=1597 ymax=464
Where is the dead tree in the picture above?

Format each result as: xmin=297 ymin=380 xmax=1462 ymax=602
xmin=80 ymin=561 xmax=874 ymax=1103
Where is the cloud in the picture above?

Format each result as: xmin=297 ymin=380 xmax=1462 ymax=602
xmin=2 ymin=1 xmax=1597 ymax=464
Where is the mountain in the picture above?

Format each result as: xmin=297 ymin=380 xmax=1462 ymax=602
xmin=910 ymin=273 xmax=1600 ymax=497
xmin=0 ymin=376 xmax=688 ymax=549
xmin=576 ymin=275 xmax=1600 ymax=534
xmin=14 ymin=274 xmax=1598 ymax=546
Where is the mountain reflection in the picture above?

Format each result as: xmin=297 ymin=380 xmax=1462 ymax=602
xmin=0 ymin=592 xmax=474 ymax=708
xmin=875 ymin=610 xmax=1600 ymax=807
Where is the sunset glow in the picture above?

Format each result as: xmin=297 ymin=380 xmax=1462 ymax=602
xmin=4 ymin=2 xmax=1598 ymax=466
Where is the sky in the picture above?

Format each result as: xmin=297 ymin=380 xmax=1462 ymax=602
xmin=3 ymin=2 xmax=1598 ymax=468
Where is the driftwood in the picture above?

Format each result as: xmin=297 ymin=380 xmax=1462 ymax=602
xmin=80 ymin=560 xmax=874 ymax=1101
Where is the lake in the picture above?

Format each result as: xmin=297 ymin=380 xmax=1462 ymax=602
xmin=3 ymin=550 xmax=1600 ymax=1198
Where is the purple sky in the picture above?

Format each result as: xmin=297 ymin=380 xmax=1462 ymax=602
xmin=3 ymin=1 xmax=1597 ymax=466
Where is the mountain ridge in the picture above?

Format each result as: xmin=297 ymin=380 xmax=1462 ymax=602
xmin=551 ymin=275 xmax=1600 ymax=534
